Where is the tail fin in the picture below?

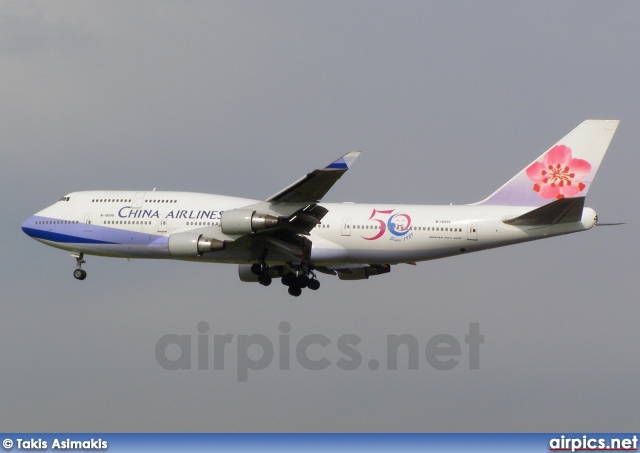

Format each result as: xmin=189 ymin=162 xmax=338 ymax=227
xmin=475 ymin=120 xmax=619 ymax=206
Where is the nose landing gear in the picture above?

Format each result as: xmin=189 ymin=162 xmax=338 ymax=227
xmin=72 ymin=252 xmax=87 ymax=280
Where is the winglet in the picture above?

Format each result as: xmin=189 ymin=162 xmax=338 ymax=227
xmin=267 ymin=151 xmax=361 ymax=203
xmin=325 ymin=151 xmax=361 ymax=170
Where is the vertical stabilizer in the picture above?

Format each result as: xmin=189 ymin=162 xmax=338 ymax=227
xmin=475 ymin=120 xmax=619 ymax=206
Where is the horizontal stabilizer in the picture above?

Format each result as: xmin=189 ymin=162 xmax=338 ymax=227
xmin=503 ymin=197 xmax=585 ymax=226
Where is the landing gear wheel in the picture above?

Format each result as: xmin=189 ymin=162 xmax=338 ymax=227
xmin=258 ymin=274 xmax=272 ymax=286
xmin=281 ymin=273 xmax=296 ymax=286
xmin=288 ymin=285 xmax=302 ymax=297
xmin=296 ymin=274 xmax=309 ymax=288
xmin=71 ymin=252 xmax=87 ymax=280
xmin=307 ymin=279 xmax=320 ymax=291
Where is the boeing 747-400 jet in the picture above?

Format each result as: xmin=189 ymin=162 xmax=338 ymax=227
xmin=22 ymin=120 xmax=619 ymax=296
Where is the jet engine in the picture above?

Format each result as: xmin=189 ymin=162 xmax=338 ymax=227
xmin=168 ymin=232 xmax=226 ymax=257
xmin=221 ymin=209 xmax=280 ymax=235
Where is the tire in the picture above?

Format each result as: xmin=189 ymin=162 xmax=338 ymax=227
xmin=296 ymin=274 xmax=309 ymax=288
xmin=281 ymin=273 xmax=296 ymax=286
xmin=288 ymin=285 xmax=302 ymax=297
xmin=73 ymin=269 xmax=87 ymax=280
xmin=258 ymin=274 xmax=272 ymax=286
xmin=307 ymin=279 xmax=320 ymax=291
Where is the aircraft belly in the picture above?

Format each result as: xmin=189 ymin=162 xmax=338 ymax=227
xmin=309 ymin=236 xmax=349 ymax=264
xmin=340 ymin=246 xmax=463 ymax=264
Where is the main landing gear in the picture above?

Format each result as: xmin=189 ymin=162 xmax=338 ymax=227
xmin=250 ymin=263 xmax=272 ymax=287
xmin=249 ymin=263 xmax=321 ymax=297
xmin=281 ymin=267 xmax=320 ymax=297
xmin=250 ymin=250 xmax=273 ymax=287
xmin=249 ymin=247 xmax=320 ymax=297
xmin=72 ymin=252 xmax=87 ymax=280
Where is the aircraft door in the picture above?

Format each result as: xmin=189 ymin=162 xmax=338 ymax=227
xmin=132 ymin=192 xmax=145 ymax=209
xmin=158 ymin=218 xmax=167 ymax=233
xmin=83 ymin=213 xmax=93 ymax=232
xmin=341 ymin=218 xmax=352 ymax=236
xmin=467 ymin=222 xmax=478 ymax=241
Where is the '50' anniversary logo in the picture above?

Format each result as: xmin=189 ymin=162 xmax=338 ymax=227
xmin=362 ymin=209 xmax=412 ymax=241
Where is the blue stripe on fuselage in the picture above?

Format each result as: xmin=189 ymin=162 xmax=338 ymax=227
xmin=21 ymin=216 xmax=163 ymax=245
xmin=22 ymin=226 xmax=117 ymax=244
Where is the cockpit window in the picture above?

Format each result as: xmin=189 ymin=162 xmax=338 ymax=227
xmin=58 ymin=196 xmax=71 ymax=202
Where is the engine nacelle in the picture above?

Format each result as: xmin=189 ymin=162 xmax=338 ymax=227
xmin=221 ymin=209 xmax=280 ymax=235
xmin=168 ymin=232 xmax=226 ymax=257
xmin=238 ymin=264 xmax=260 ymax=282
xmin=337 ymin=265 xmax=391 ymax=281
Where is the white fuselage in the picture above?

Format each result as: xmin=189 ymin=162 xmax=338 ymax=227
xmin=22 ymin=190 xmax=597 ymax=266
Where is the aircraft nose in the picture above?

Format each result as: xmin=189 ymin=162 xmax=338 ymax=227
xmin=22 ymin=216 xmax=36 ymax=237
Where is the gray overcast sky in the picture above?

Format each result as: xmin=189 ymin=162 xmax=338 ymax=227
xmin=2 ymin=1 xmax=638 ymax=432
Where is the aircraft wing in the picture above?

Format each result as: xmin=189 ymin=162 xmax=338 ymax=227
xmin=218 ymin=152 xmax=361 ymax=265
xmin=266 ymin=151 xmax=360 ymax=203
xmin=223 ymin=151 xmax=360 ymax=240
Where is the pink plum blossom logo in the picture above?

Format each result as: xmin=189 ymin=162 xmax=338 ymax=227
xmin=525 ymin=145 xmax=591 ymax=200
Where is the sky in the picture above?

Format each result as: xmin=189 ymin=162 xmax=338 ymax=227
xmin=1 ymin=1 xmax=638 ymax=432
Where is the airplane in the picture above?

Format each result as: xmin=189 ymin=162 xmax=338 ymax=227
xmin=22 ymin=120 xmax=619 ymax=296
